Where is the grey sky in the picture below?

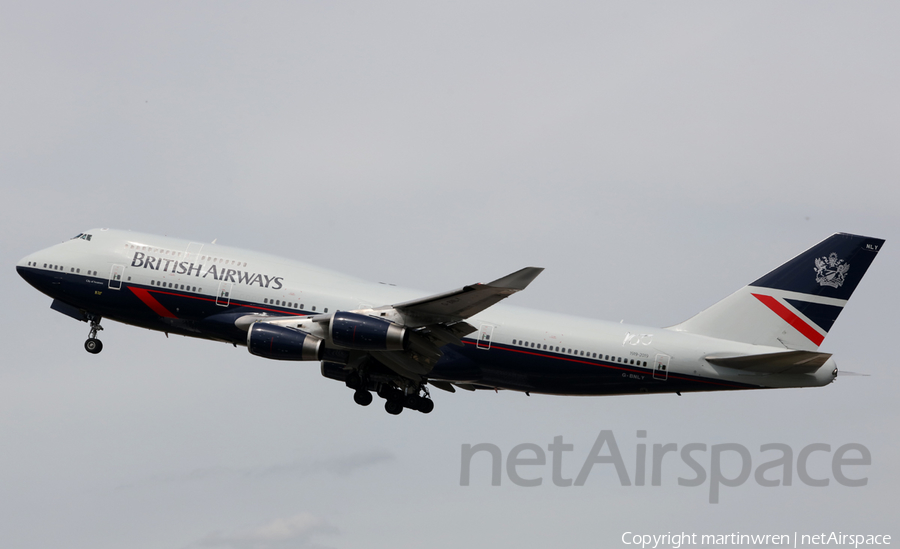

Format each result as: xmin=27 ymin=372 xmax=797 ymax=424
xmin=2 ymin=2 xmax=898 ymax=548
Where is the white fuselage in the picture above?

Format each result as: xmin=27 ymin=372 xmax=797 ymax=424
xmin=17 ymin=228 xmax=837 ymax=396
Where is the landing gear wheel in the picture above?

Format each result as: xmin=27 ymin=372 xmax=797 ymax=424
xmin=403 ymin=395 xmax=434 ymax=413
xmin=418 ymin=398 xmax=434 ymax=414
xmin=385 ymin=399 xmax=404 ymax=415
xmin=84 ymin=338 xmax=103 ymax=354
xmin=353 ymin=389 xmax=373 ymax=406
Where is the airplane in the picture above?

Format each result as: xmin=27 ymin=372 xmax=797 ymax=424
xmin=16 ymin=229 xmax=884 ymax=415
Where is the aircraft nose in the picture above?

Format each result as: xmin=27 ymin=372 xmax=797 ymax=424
xmin=17 ymin=256 xmax=44 ymax=289
xmin=16 ymin=256 xmax=29 ymax=278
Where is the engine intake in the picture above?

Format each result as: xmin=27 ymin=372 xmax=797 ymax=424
xmin=248 ymin=323 xmax=323 ymax=361
xmin=330 ymin=311 xmax=407 ymax=351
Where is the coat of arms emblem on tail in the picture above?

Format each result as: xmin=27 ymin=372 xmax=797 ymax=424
xmin=815 ymin=253 xmax=850 ymax=288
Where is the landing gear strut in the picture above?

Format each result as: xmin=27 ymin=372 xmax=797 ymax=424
xmin=84 ymin=316 xmax=103 ymax=354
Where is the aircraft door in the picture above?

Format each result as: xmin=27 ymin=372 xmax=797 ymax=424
xmin=184 ymin=242 xmax=204 ymax=263
xmin=653 ymin=354 xmax=670 ymax=381
xmin=109 ymin=264 xmax=125 ymax=290
xmin=477 ymin=324 xmax=494 ymax=350
xmin=216 ymin=281 xmax=233 ymax=307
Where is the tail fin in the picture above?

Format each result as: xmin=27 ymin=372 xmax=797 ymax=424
xmin=670 ymin=233 xmax=885 ymax=350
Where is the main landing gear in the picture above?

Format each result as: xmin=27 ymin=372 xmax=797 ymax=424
xmin=84 ymin=316 xmax=104 ymax=354
xmin=345 ymin=371 xmax=434 ymax=415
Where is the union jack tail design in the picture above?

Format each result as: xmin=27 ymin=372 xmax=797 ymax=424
xmin=671 ymin=233 xmax=885 ymax=350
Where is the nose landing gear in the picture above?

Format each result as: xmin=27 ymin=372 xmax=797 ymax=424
xmin=84 ymin=316 xmax=104 ymax=354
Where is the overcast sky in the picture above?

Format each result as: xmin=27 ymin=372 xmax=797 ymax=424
xmin=2 ymin=2 xmax=899 ymax=548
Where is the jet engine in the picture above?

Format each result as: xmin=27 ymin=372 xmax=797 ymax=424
xmin=329 ymin=311 xmax=407 ymax=351
xmin=247 ymin=323 xmax=323 ymax=361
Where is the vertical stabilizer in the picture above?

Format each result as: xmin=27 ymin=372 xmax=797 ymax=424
xmin=670 ymin=233 xmax=884 ymax=350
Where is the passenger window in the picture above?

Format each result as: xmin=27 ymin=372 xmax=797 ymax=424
xmin=324 ymin=308 xmax=329 ymax=313
xmin=312 ymin=306 xmax=316 ymax=311
xmin=264 ymin=298 xmax=268 ymax=304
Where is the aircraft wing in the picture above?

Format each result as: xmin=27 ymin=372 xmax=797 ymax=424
xmin=391 ymin=267 xmax=544 ymax=325
xmin=367 ymin=266 xmax=543 ymax=379
xmin=240 ymin=266 xmax=544 ymax=382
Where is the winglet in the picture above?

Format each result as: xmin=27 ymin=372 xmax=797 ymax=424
xmin=487 ymin=267 xmax=544 ymax=291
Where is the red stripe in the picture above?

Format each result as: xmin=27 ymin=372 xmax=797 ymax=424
xmin=135 ymin=287 xmax=308 ymax=316
xmin=129 ymin=287 xmax=178 ymax=318
xmin=751 ymin=293 xmax=824 ymax=346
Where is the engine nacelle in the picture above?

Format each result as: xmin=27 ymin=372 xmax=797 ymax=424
xmin=329 ymin=311 xmax=407 ymax=351
xmin=247 ymin=323 xmax=323 ymax=361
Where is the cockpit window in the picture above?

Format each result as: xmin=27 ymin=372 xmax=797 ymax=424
xmin=71 ymin=233 xmax=92 ymax=241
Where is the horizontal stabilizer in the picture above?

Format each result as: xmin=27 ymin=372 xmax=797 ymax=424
xmin=705 ymin=350 xmax=832 ymax=375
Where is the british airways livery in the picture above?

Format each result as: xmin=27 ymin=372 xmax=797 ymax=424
xmin=16 ymin=230 xmax=884 ymax=415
